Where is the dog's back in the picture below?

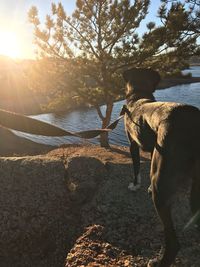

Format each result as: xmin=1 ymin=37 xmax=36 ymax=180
xmin=164 ymin=104 xmax=200 ymax=158
xmin=126 ymin=100 xmax=200 ymax=156
xmin=126 ymin=100 xmax=199 ymax=153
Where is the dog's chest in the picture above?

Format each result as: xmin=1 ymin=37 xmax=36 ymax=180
xmin=124 ymin=113 xmax=156 ymax=152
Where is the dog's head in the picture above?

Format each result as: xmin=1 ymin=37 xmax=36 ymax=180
xmin=123 ymin=68 xmax=160 ymax=96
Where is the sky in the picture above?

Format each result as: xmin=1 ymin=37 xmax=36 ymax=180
xmin=0 ymin=0 xmax=162 ymax=59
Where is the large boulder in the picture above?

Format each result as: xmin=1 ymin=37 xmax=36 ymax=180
xmin=0 ymin=155 xmax=108 ymax=267
xmin=0 ymin=156 xmax=69 ymax=267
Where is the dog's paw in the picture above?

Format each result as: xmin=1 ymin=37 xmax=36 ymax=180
xmin=128 ymin=173 xmax=142 ymax=192
xmin=128 ymin=182 xmax=141 ymax=191
xmin=148 ymin=185 xmax=152 ymax=195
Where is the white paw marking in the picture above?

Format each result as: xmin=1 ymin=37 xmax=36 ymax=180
xmin=128 ymin=182 xmax=141 ymax=191
xmin=148 ymin=185 xmax=152 ymax=194
xmin=128 ymin=173 xmax=142 ymax=192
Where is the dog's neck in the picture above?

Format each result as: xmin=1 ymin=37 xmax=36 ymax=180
xmin=126 ymin=90 xmax=155 ymax=104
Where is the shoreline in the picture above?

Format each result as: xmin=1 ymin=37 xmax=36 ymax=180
xmin=38 ymin=76 xmax=200 ymax=115
xmin=157 ymin=76 xmax=200 ymax=90
xmin=0 ymin=77 xmax=199 ymax=117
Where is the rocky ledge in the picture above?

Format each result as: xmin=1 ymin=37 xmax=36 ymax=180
xmin=0 ymin=144 xmax=199 ymax=266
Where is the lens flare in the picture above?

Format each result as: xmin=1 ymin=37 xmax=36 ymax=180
xmin=0 ymin=30 xmax=21 ymax=58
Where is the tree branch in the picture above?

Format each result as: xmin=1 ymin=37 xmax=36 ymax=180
xmin=95 ymin=104 xmax=105 ymax=121
xmin=63 ymin=18 xmax=100 ymax=59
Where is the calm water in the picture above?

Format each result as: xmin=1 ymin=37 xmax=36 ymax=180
xmin=14 ymin=66 xmax=200 ymax=147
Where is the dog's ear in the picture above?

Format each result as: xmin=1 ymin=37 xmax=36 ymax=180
xmin=123 ymin=68 xmax=136 ymax=83
xmin=146 ymin=69 xmax=160 ymax=88
xmin=123 ymin=68 xmax=160 ymax=91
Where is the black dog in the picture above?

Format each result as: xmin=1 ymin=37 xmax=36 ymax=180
xmin=123 ymin=68 xmax=200 ymax=267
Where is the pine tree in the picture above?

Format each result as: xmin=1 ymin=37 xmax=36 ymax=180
xmin=28 ymin=0 xmax=199 ymax=147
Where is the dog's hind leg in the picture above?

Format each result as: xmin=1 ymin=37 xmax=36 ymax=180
xmin=127 ymin=132 xmax=141 ymax=191
xmin=148 ymin=148 xmax=180 ymax=267
xmin=190 ymin=159 xmax=200 ymax=229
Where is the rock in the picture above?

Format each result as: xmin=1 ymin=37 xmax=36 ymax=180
xmin=0 ymin=145 xmax=199 ymax=266
xmin=65 ymin=225 xmax=135 ymax=267
xmin=0 ymin=156 xmax=71 ymax=267
xmin=66 ymin=156 xmax=107 ymax=204
xmin=0 ymin=127 xmax=54 ymax=156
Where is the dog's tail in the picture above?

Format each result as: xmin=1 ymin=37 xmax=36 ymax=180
xmin=190 ymin=158 xmax=200 ymax=229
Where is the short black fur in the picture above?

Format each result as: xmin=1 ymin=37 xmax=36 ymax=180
xmin=123 ymin=68 xmax=200 ymax=267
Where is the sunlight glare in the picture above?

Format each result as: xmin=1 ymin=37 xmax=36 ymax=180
xmin=0 ymin=30 xmax=22 ymax=58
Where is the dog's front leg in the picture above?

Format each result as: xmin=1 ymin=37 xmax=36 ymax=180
xmin=127 ymin=133 xmax=141 ymax=191
xmin=147 ymin=151 xmax=154 ymax=195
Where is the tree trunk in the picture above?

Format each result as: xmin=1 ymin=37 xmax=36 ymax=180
xmin=100 ymin=132 xmax=109 ymax=147
xmin=98 ymin=64 xmax=114 ymax=148
xmin=100 ymin=101 xmax=113 ymax=148
xmin=100 ymin=122 xmax=110 ymax=148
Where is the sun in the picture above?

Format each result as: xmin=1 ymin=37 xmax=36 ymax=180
xmin=0 ymin=30 xmax=22 ymax=58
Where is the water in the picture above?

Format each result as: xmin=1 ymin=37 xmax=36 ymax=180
xmin=14 ymin=66 xmax=200 ymax=147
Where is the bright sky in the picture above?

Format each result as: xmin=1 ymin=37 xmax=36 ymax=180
xmin=0 ymin=0 xmax=161 ymax=59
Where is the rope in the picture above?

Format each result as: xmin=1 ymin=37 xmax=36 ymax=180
xmin=0 ymin=107 xmax=126 ymax=139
